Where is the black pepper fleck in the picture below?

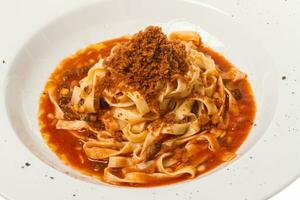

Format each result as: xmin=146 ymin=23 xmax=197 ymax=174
xmin=21 ymin=166 xmax=25 ymax=169
xmin=2 ymin=60 xmax=5 ymax=64
xmin=282 ymin=76 xmax=286 ymax=80
xmin=292 ymin=91 xmax=295 ymax=94
xmin=25 ymin=162 xmax=31 ymax=167
xmin=285 ymin=114 xmax=290 ymax=118
xmin=249 ymin=156 xmax=253 ymax=159
xmin=73 ymin=194 xmax=76 ymax=197
xmin=50 ymin=176 xmax=54 ymax=179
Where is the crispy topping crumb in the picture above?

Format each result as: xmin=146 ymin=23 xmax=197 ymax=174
xmin=104 ymin=26 xmax=188 ymax=105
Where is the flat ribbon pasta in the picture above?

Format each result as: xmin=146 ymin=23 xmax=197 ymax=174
xmin=47 ymin=30 xmax=246 ymax=186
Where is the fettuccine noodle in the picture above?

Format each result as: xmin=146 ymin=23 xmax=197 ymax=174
xmin=39 ymin=26 xmax=255 ymax=186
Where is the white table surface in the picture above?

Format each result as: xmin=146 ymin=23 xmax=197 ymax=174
xmin=270 ymin=179 xmax=300 ymax=200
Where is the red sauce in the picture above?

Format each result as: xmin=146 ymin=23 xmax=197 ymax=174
xmin=39 ymin=37 xmax=256 ymax=187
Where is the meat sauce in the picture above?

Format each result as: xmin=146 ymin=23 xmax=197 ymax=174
xmin=39 ymin=37 xmax=256 ymax=187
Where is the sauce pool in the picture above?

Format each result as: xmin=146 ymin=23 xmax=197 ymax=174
xmin=39 ymin=37 xmax=256 ymax=187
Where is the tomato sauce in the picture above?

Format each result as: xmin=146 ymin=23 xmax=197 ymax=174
xmin=39 ymin=37 xmax=256 ymax=187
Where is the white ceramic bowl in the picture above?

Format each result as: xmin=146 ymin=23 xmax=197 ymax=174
xmin=0 ymin=0 xmax=299 ymax=199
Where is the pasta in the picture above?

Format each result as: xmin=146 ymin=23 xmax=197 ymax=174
xmin=39 ymin=26 xmax=256 ymax=186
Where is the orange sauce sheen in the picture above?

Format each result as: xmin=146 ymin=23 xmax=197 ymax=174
xmin=39 ymin=37 xmax=256 ymax=187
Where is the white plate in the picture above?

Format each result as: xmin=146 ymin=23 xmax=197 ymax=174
xmin=0 ymin=0 xmax=299 ymax=199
